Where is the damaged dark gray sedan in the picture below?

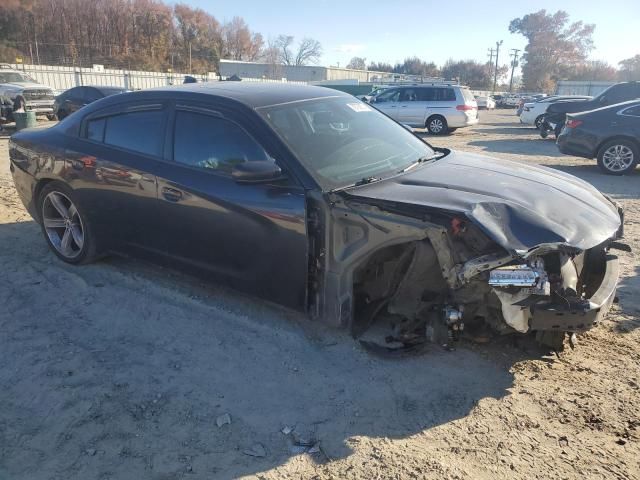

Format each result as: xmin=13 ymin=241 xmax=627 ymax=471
xmin=9 ymin=83 xmax=625 ymax=350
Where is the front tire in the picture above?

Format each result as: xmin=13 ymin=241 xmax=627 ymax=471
xmin=38 ymin=182 xmax=99 ymax=264
xmin=597 ymin=139 xmax=639 ymax=175
xmin=426 ymin=115 xmax=448 ymax=135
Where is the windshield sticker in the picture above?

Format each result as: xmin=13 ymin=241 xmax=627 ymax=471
xmin=347 ymin=102 xmax=373 ymax=112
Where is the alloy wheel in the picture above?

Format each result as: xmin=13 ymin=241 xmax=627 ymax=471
xmin=42 ymin=191 xmax=84 ymax=259
xmin=429 ymin=118 xmax=444 ymax=133
xmin=602 ymin=144 xmax=634 ymax=172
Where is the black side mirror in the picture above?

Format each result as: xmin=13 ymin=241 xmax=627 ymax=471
xmin=232 ymin=161 xmax=283 ymax=184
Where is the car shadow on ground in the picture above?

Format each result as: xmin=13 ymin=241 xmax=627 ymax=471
xmin=465 ymin=138 xmax=566 ymax=157
xmin=0 ymin=219 xmax=561 ymax=480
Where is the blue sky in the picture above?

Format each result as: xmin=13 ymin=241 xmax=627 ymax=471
xmin=182 ymin=0 xmax=639 ymax=69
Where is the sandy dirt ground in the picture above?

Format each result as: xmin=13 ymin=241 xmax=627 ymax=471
xmin=0 ymin=110 xmax=639 ymax=480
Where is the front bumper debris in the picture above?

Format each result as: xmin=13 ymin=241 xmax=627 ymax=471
xmin=530 ymin=254 xmax=619 ymax=331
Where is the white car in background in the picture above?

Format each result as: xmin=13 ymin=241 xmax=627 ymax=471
xmin=475 ymin=95 xmax=496 ymax=109
xmin=520 ymin=95 xmax=593 ymax=129
xmin=370 ymin=84 xmax=478 ymax=134
xmin=0 ymin=65 xmax=56 ymax=119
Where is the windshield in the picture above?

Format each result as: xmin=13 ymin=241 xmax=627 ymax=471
xmin=0 ymin=71 xmax=35 ymax=83
xmin=259 ymin=97 xmax=436 ymax=191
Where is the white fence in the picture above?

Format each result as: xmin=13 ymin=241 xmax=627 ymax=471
xmin=7 ymin=63 xmax=213 ymax=91
xmin=555 ymin=81 xmax=615 ymax=96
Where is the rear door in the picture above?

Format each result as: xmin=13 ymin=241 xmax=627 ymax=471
xmin=68 ymin=102 xmax=168 ymax=252
xmin=155 ymin=102 xmax=308 ymax=310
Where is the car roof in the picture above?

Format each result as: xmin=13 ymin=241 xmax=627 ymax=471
xmin=573 ymin=99 xmax=640 ymax=116
xmin=147 ymin=82 xmax=348 ymax=109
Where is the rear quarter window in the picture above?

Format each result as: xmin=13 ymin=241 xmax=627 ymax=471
xmin=85 ymin=108 xmax=165 ymax=157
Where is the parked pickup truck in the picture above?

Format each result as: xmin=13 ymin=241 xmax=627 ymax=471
xmin=0 ymin=65 xmax=56 ymax=119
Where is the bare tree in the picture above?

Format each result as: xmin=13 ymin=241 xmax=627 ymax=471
xmin=273 ymin=35 xmax=321 ymax=66
xmin=294 ymin=37 xmax=321 ymax=66
xmin=273 ymin=35 xmax=294 ymax=65
xmin=346 ymin=56 xmax=366 ymax=70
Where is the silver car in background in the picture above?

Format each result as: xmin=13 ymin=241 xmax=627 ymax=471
xmin=368 ymin=84 xmax=479 ymax=134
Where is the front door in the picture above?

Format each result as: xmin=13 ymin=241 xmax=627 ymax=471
xmin=395 ymin=88 xmax=424 ymax=127
xmin=372 ymin=88 xmax=401 ymax=120
xmin=155 ymin=104 xmax=308 ymax=310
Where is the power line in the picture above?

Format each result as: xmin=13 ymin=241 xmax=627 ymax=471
xmin=509 ymin=48 xmax=520 ymax=93
xmin=487 ymin=48 xmax=495 ymax=80
xmin=493 ymin=40 xmax=503 ymax=92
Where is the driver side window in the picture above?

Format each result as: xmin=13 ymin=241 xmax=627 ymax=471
xmin=173 ymin=110 xmax=269 ymax=173
xmin=375 ymin=89 xmax=400 ymax=103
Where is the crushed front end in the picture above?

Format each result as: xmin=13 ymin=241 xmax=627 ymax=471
xmin=309 ymin=188 xmax=625 ymax=352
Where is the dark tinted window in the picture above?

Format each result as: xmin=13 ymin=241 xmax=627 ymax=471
xmin=375 ymin=89 xmax=400 ymax=103
xmin=417 ymin=88 xmax=456 ymax=101
xmin=417 ymin=88 xmax=435 ymax=101
xmin=437 ymin=88 xmax=457 ymax=101
xmin=86 ymin=109 xmax=165 ymax=156
xmin=97 ymin=87 xmax=127 ymax=96
xmin=173 ymin=110 xmax=269 ymax=173
xmin=87 ymin=117 xmax=106 ymax=142
xmin=600 ymin=83 xmax=636 ymax=104
xmin=398 ymin=88 xmax=418 ymax=101
xmin=64 ymin=87 xmax=83 ymax=101
xmin=83 ymin=88 xmax=102 ymax=102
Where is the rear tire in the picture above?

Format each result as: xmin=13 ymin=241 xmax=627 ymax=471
xmin=426 ymin=115 xmax=448 ymax=135
xmin=597 ymin=139 xmax=639 ymax=175
xmin=534 ymin=115 xmax=544 ymax=130
xmin=38 ymin=182 xmax=100 ymax=264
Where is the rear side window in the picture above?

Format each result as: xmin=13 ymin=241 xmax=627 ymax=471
xmin=87 ymin=118 xmax=106 ymax=142
xmin=417 ymin=88 xmax=435 ymax=101
xmin=602 ymin=83 xmax=636 ymax=104
xmin=86 ymin=109 xmax=165 ymax=157
xmin=428 ymin=88 xmax=456 ymax=101
xmin=83 ymin=88 xmax=102 ymax=103
xmin=173 ymin=110 xmax=269 ymax=173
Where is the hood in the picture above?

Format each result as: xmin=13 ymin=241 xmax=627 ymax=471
xmin=347 ymin=150 xmax=621 ymax=253
xmin=2 ymin=82 xmax=53 ymax=90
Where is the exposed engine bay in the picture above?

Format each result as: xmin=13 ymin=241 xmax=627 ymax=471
xmin=307 ymin=190 xmax=624 ymax=352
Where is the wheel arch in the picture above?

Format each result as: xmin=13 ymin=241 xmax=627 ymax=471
xmin=596 ymin=135 xmax=640 ymax=158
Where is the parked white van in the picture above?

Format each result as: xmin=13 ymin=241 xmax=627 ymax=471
xmin=368 ymin=84 xmax=478 ymax=134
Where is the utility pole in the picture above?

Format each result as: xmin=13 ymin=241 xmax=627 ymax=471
xmin=493 ymin=40 xmax=503 ymax=92
xmin=509 ymin=48 xmax=520 ymax=93
xmin=487 ymin=48 xmax=495 ymax=80
xmin=188 ymin=41 xmax=192 ymax=73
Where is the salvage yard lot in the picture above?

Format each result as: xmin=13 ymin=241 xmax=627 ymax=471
xmin=1 ymin=110 xmax=639 ymax=480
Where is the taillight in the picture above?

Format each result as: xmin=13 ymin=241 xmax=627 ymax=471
xmin=565 ymin=119 xmax=583 ymax=129
xmin=456 ymin=105 xmax=475 ymax=111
